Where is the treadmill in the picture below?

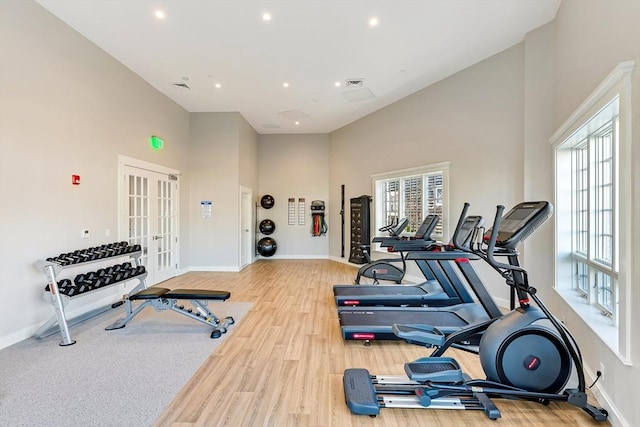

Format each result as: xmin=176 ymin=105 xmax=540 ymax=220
xmin=354 ymin=215 xmax=439 ymax=284
xmin=338 ymin=204 xmax=509 ymax=344
xmin=333 ymin=214 xmax=484 ymax=307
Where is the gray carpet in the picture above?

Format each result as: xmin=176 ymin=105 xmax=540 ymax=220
xmin=0 ymin=301 xmax=252 ymax=427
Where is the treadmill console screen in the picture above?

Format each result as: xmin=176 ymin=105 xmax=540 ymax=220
xmin=414 ymin=214 xmax=439 ymax=239
xmin=484 ymin=201 xmax=553 ymax=249
xmin=455 ymin=216 xmax=483 ymax=247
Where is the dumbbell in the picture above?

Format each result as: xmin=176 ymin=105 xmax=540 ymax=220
xmin=45 ymin=257 xmax=68 ymax=266
xmin=105 ymin=269 xmax=124 ymax=283
xmin=133 ymin=265 xmax=146 ymax=276
xmin=94 ymin=269 xmax=112 ymax=285
xmin=62 ymin=285 xmax=79 ymax=296
xmin=55 ymin=256 xmax=74 ymax=266
xmin=122 ymin=244 xmax=139 ymax=254
xmin=74 ymin=273 xmax=96 ymax=293
xmin=76 ymin=250 xmax=97 ymax=262
xmin=89 ymin=249 xmax=104 ymax=259
xmin=58 ymin=279 xmax=80 ymax=296
xmin=93 ymin=249 xmax=108 ymax=259
xmin=87 ymin=272 xmax=105 ymax=289
xmin=58 ymin=253 xmax=79 ymax=264
xmin=44 ymin=279 xmax=72 ymax=292
xmin=58 ymin=278 xmax=72 ymax=288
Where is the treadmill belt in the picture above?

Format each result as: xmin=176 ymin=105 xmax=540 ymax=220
xmin=335 ymin=286 xmax=424 ymax=296
xmin=339 ymin=310 xmax=466 ymax=327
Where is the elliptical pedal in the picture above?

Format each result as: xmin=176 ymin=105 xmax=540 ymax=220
xmin=344 ymin=368 xmax=381 ymax=416
xmin=404 ymin=357 xmax=464 ymax=383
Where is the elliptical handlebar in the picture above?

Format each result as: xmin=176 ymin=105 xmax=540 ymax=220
xmin=484 ymin=205 xmax=528 ymax=276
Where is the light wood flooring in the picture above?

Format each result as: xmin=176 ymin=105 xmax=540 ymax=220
xmin=154 ymin=259 xmax=609 ymax=427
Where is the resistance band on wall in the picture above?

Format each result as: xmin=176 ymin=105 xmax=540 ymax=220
xmin=310 ymin=200 xmax=327 ymax=236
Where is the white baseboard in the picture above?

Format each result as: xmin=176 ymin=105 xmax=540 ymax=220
xmin=0 ymin=287 xmax=129 ymax=350
xmin=584 ymin=363 xmax=628 ymax=427
xmin=258 ymin=254 xmax=329 ymax=260
xmin=185 ymin=266 xmax=241 ymax=272
xmin=0 ymin=325 xmax=38 ymax=350
xmin=328 ymin=255 xmax=363 ymax=267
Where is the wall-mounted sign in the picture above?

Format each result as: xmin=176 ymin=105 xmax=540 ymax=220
xmin=201 ymin=200 xmax=212 ymax=218
xmin=150 ymin=135 xmax=164 ymax=150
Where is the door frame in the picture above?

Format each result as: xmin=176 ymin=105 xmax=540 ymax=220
xmin=239 ymin=186 xmax=254 ymax=269
xmin=118 ymin=155 xmax=181 ymax=279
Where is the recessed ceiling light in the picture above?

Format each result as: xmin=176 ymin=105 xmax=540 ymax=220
xmin=215 ymin=83 xmax=221 ymax=89
xmin=283 ymin=82 xmax=289 ymax=88
xmin=262 ymin=13 xmax=271 ymax=21
xmin=295 ymin=121 xmax=300 ymax=125
xmin=155 ymin=10 xmax=165 ymax=20
xmin=369 ymin=17 xmax=379 ymax=27
xmin=334 ymin=81 xmax=341 ymax=87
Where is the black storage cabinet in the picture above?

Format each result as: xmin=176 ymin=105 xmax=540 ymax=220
xmin=348 ymin=195 xmax=371 ymax=264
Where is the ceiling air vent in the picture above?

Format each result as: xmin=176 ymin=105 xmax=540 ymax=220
xmin=172 ymin=83 xmax=191 ymax=90
xmin=345 ymin=79 xmax=365 ymax=88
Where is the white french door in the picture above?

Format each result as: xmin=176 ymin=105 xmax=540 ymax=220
xmin=121 ymin=161 xmax=179 ymax=285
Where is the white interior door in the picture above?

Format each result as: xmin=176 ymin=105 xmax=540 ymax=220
xmin=240 ymin=187 xmax=253 ymax=269
xmin=122 ymin=164 xmax=179 ymax=285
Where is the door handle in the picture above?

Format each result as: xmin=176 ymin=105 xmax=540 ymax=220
xmin=153 ymin=235 xmax=164 ymax=240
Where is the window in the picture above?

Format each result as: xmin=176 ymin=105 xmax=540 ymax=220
xmin=551 ymin=61 xmax=633 ymax=359
xmin=564 ymin=102 xmax=619 ymax=317
xmin=372 ymin=162 xmax=449 ymax=241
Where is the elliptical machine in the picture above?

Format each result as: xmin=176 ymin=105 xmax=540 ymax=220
xmin=343 ymin=202 xmax=608 ymax=422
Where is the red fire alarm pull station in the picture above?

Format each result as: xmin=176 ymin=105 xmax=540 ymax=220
xmin=72 ymin=175 xmax=80 ymax=185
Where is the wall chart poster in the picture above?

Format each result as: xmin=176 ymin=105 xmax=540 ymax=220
xmin=201 ymin=200 xmax=212 ymax=218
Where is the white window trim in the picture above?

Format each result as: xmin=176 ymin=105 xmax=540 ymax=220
xmin=371 ymin=162 xmax=450 ymax=252
xmin=550 ymin=60 xmax=634 ymax=364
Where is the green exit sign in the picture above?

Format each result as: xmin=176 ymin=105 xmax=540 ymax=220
xmin=150 ymin=135 xmax=164 ymax=150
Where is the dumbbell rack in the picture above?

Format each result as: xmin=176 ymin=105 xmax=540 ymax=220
xmin=34 ymin=244 xmax=147 ymax=346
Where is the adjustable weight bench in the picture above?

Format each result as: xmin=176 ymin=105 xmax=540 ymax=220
xmin=106 ymin=287 xmax=235 ymax=338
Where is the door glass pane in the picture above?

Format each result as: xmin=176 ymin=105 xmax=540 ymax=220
xmin=128 ymin=174 xmax=149 ymax=266
xmin=156 ymin=179 xmax=173 ymax=271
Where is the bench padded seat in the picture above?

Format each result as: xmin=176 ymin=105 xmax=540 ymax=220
xmin=165 ymin=289 xmax=231 ymax=301
xmin=130 ymin=287 xmax=170 ymax=300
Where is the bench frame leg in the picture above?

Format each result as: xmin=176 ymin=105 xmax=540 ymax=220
xmin=105 ymin=297 xmax=235 ymax=338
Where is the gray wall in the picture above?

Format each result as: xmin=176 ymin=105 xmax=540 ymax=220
xmin=188 ymin=112 xmax=258 ymax=269
xmin=257 ymin=134 xmax=330 ymax=258
xmin=0 ymin=1 xmax=191 ymax=346
xmin=523 ymin=2 xmax=639 ymax=426
xmin=329 ymin=44 xmax=526 ymax=303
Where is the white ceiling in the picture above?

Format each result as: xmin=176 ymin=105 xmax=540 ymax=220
xmin=36 ymin=0 xmax=560 ymax=134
